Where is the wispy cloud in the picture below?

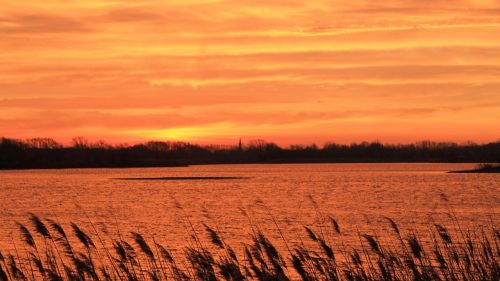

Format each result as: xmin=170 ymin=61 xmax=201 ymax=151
xmin=0 ymin=13 xmax=90 ymax=33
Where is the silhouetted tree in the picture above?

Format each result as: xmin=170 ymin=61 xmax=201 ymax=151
xmin=0 ymin=137 xmax=498 ymax=169
xmin=72 ymin=137 xmax=89 ymax=149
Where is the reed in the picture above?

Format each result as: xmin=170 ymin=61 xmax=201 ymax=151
xmin=0 ymin=212 xmax=497 ymax=281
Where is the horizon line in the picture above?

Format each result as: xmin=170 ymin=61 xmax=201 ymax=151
xmin=2 ymin=135 xmax=499 ymax=148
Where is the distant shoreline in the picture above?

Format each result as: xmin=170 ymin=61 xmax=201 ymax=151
xmin=2 ymin=137 xmax=499 ymax=170
xmin=0 ymin=163 xmax=188 ymax=171
xmin=0 ymin=161 xmax=487 ymax=171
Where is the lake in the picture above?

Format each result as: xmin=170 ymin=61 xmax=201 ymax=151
xmin=0 ymin=163 xmax=498 ymax=254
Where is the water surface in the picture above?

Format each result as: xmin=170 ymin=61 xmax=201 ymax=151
xmin=0 ymin=163 xmax=498 ymax=252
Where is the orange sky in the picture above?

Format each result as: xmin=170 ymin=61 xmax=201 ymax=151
xmin=1 ymin=0 xmax=499 ymax=145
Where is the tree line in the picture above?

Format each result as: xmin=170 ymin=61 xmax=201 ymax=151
xmin=0 ymin=137 xmax=499 ymax=169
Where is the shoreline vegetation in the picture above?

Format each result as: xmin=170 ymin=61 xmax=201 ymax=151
xmin=0 ymin=207 xmax=498 ymax=281
xmin=1 ymin=137 xmax=499 ymax=170
xmin=448 ymin=163 xmax=500 ymax=173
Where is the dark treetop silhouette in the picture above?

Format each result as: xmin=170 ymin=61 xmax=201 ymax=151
xmin=0 ymin=137 xmax=499 ymax=169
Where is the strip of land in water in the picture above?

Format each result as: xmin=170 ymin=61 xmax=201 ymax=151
xmin=448 ymin=164 xmax=500 ymax=173
xmin=113 ymin=176 xmax=250 ymax=180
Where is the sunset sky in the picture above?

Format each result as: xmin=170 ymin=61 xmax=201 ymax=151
xmin=1 ymin=0 xmax=499 ymax=145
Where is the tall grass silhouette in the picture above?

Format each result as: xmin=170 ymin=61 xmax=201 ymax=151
xmin=0 ymin=207 xmax=498 ymax=280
